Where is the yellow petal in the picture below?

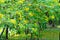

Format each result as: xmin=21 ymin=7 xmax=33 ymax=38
xmin=10 ymin=19 xmax=16 ymax=24
xmin=0 ymin=0 xmax=5 ymax=3
xmin=19 ymin=17 xmax=23 ymax=20
xmin=28 ymin=4 xmax=32 ymax=6
xmin=51 ymin=15 xmax=55 ymax=19
xmin=24 ymin=20 xmax=29 ymax=24
xmin=24 ymin=7 xmax=29 ymax=11
xmin=0 ymin=13 xmax=4 ymax=18
xmin=29 ymin=12 xmax=34 ymax=16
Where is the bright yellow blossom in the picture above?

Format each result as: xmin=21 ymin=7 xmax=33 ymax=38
xmin=32 ymin=28 xmax=37 ymax=32
xmin=16 ymin=11 xmax=22 ymax=15
xmin=24 ymin=7 xmax=29 ymax=11
xmin=0 ymin=28 xmax=2 ymax=32
xmin=0 ymin=0 xmax=5 ymax=3
xmin=58 ymin=3 xmax=60 ymax=6
xmin=18 ymin=23 xmax=22 ymax=26
xmin=0 ymin=13 xmax=4 ymax=18
xmin=29 ymin=12 xmax=34 ymax=16
xmin=28 ymin=4 xmax=32 ymax=6
xmin=18 ymin=0 xmax=25 ymax=4
xmin=18 ymin=1 xmax=23 ymax=4
xmin=10 ymin=19 xmax=16 ymax=24
xmin=32 ymin=28 xmax=35 ymax=31
xmin=16 ymin=11 xmax=20 ymax=15
xmin=51 ymin=15 xmax=55 ymax=19
xmin=53 ymin=0 xmax=58 ymax=2
xmin=24 ymin=20 xmax=29 ymax=24
xmin=19 ymin=17 xmax=23 ymax=20
xmin=20 ymin=0 xmax=25 ymax=2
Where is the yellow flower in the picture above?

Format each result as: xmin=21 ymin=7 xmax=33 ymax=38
xmin=16 ymin=11 xmax=19 ymax=15
xmin=18 ymin=23 xmax=25 ymax=28
xmin=22 ymin=0 xmax=25 ymax=1
xmin=51 ymin=15 xmax=55 ymax=19
xmin=58 ymin=3 xmax=60 ymax=6
xmin=16 ymin=11 xmax=22 ymax=15
xmin=18 ymin=1 xmax=23 ymax=4
xmin=32 ymin=28 xmax=35 ymax=31
xmin=18 ymin=23 xmax=22 ymax=26
xmin=20 ymin=0 xmax=25 ymax=2
xmin=32 ymin=28 xmax=37 ymax=32
xmin=24 ymin=7 xmax=29 ymax=11
xmin=17 ymin=0 xmax=25 ymax=4
xmin=28 ymin=3 xmax=32 ymax=6
xmin=19 ymin=17 xmax=23 ymax=20
xmin=0 ymin=28 xmax=2 ymax=32
xmin=29 ymin=12 xmax=34 ymax=16
xmin=10 ymin=19 xmax=16 ymax=24
xmin=53 ymin=0 xmax=58 ymax=2
xmin=0 ymin=0 xmax=5 ymax=3
xmin=24 ymin=20 xmax=29 ymax=24
xmin=0 ymin=13 xmax=4 ymax=18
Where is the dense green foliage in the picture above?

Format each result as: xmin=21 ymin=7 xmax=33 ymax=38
xmin=0 ymin=0 xmax=60 ymax=39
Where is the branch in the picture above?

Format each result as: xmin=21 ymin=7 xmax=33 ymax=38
xmin=0 ymin=27 xmax=5 ymax=38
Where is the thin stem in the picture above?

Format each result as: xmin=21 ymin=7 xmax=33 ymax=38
xmin=6 ymin=25 xmax=8 ymax=40
xmin=0 ymin=27 xmax=5 ymax=38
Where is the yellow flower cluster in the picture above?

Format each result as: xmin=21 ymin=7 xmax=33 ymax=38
xmin=16 ymin=11 xmax=22 ymax=15
xmin=19 ymin=17 xmax=23 ymax=20
xmin=24 ymin=7 xmax=29 ymax=11
xmin=10 ymin=19 xmax=16 ymax=24
xmin=53 ymin=0 xmax=58 ymax=2
xmin=28 ymin=3 xmax=32 ymax=6
xmin=29 ymin=12 xmax=34 ymax=16
xmin=0 ymin=28 xmax=2 ymax=32
xmin=51 ymin=15 xmax=55 ymax=19
xmin=58 ymin=3 xmax=60 ymax=6
xmin=0 ymin=13 xmax=4 ymax=19
xmin=17 ymin=0 xmax=25 ymax=4
xmin=18 ymin=23 xmax=23 ymax=26
xmin=23 ymin=20 xmax=29 ymax=24
xmin=32 ymin=28 xmax=35 ymax=31
xmin=32 ymin=28 xmax=37 ymax=32
xmin=0 ymin=0 xmax=5 ymax=3
xmin=16 ymin=11 xmax=23 ymax=20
